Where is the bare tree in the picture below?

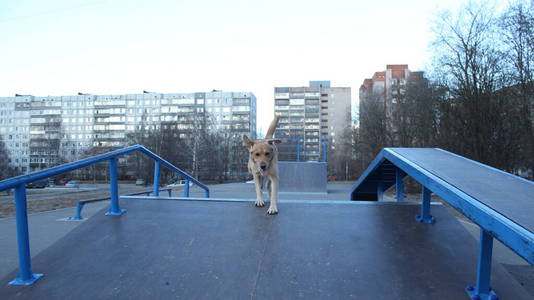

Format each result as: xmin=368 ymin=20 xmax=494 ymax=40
xmin=499 ymin=0 xmax=534 ymax=174
xmin=431 ymin=1 xmax=507 ymax=166
xmin=351 ymin=1 xmax=532 ymax=180
xmin=403 ymin=80 xmax=442 ymax=148
xmin=328 ymin=111 xmax=358 ymax=180
xmin=359 ymin=91 xmax=389 ymax=165
xmin=427 ymin=0 xmax=533 ymax=177
xmin=0 ymin=136 xmax=17 ymax=180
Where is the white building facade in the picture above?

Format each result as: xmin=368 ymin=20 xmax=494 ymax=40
xmin=0 ymin=91 xmax=256 ymax=174
xmin=274 ymin=81 xmax=351 ymax=161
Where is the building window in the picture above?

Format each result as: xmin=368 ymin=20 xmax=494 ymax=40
xmin=290 ymin=99 xmax=304 ymax=105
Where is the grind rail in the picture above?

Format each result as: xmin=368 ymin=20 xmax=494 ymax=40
xmin=69 ymin=187 xmax=174 ymax=220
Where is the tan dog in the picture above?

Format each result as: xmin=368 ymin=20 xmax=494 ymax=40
xmin=243 ymin=116 xmax=280 ymax=214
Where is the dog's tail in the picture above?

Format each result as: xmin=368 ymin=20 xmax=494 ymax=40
xmin=264 ymin=115 xmax=280 ymax=139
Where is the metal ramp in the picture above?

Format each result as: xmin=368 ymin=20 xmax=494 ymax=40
xmin=0 ymin=199 xmax=530 ymax=300
xmin=278 ymin=162 xmax=327 ymax=193
xmin=350 ymin=148 xmax=534 ymax=300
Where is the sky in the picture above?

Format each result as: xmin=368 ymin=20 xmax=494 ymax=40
xmin=0 ymin=0 xmax=466 ymax=133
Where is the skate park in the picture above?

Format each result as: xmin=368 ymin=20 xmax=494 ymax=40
xmin=0 ymin=145 xmax=532 ymax=300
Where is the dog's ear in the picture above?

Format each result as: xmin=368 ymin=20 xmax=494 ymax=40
xmin=243 ymin=135 xmax=254 ymax=148
xmin=267 ymin=139 xmax=282 ymax=145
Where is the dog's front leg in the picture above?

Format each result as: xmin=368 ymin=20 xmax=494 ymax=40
xmin=267 ymin=176 xmax=278 ymax=215
xmin=253 ymin=173 xmax=264 ymax=207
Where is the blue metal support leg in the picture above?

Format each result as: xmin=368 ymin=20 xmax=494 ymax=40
xmin=106 ymin=157 xmax=126 ymax=216
xmin=153 ymin=161 xmax=160 ymax=197
xmin=415 ymin=186 xmax=435 ymax=223
xmin=396 ymin=168 xmax=405 ymax=202
xmin=72 ymin=202 xmax=86 ymax=220
xmin=466 ymin=229 xmax=498 ymax=300
xmin=167 ymin=189 xmax=172 ymax=197
xmin=184 ymin=179 xmax=190 ymax=197
xmin=9 ymin=184 xmax=43 ymax=286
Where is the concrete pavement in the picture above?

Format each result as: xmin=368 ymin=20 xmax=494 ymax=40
xmin=0 ymin=201 xmax=109 ymax=281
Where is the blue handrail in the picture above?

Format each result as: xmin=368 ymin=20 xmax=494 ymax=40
xmin=0 ymin=144 xmax=209 ymax=286
xmin=0 ymin=145 xmax=209 ymax=195
xmin=70 ymin=188 xmax=174 ymax=221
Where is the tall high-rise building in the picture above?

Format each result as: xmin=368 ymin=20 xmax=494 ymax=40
xmin=0 ymin=91 xmax=256 ymax=174
xmin=359 ymin=64 xmax=426 ymax=115
xmin=360 ymin=65 xmax=424 ymax=103
xmin=274 ymin=81 xmax=351 ymax=161
xmin=359 ymin=65 xmax=426 ymax=135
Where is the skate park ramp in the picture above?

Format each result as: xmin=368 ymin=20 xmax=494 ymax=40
xmin=278 ymin=161 xmax=327 ymax=193
xmin=0 ymin=198 xmax=530 ymax=300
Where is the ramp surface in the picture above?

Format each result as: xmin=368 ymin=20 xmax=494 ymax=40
xmin=0 ymin=199 xmax=530 ymax=300
xmin=278 ymin=162 xmax=327 ymax=193
xmin=390 ymin=148 xmax=534 ymax=232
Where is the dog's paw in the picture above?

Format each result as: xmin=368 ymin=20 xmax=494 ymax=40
xmin=267 ymin=207 xmax=278 ymax=215
xmin=255 ymin=200 xmax=265 ymax=207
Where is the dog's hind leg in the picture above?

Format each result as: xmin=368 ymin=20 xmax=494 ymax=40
xmin=253 ymin=173 xmax=265 ymax=207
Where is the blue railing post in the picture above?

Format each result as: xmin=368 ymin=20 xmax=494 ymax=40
xmin=296 ymin=138 xmax=301 ymax=162
xmin=416 ymin=186 xmax=435 ymax=224
xmin=72 ymin=202 xmax=85 ymax=220
xmin=396 ymin=168 xmax=405 ymax=202
xmin=9 ymin=184 xmax=43 ymax=286
xmin=153 ymin=161 xmax=160 ymax=197
xmin=466 ymin=229 xmax=497 ymax=300
xmin=106 ymin=157 xmax=126 ymax=216
xmin=321 ymin=136 xmax=327 ymax=162
xmin=167 ymin=189 xmax=172 ymax=197
xmin=184 ymin=179 xmax=190 ymax=197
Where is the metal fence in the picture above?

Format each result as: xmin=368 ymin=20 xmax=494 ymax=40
xmin=276 ymin=136 xmax=328 ymax=162
xmin=0 ymin=144 xmax=209 ymax=286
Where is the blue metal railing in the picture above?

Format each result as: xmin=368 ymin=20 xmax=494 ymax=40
xmin=0 ymin=144 xmax=209 ymax=286
xmin=276 ymin=136 xmax=328 ymax=162
xmin=70 ymin=188 xmax=174 ymax=220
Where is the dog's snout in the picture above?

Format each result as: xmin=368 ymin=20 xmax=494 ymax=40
xmin=260 ymin=164 xmax=267 ymax=170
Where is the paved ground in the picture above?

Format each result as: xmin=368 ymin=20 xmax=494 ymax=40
xmin=0 ymin=182 xmax=532 ymax=297
xmin=1 ymin=200 xmax=531 ymax=300
xmin=0 ymin=201 xmax=109 ymax=280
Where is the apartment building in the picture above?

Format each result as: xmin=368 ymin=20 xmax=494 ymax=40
xmin=359 ymin=65 xmax=427 ymax=137
xmin=0 ymin=91 xmax=256 ymax=174
xmin=274 ymin=81 xmax=351 ymax=161
xmin=359 ymin=64 xmax=426 ymax=115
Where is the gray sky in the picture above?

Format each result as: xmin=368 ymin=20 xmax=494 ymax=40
xmin=0 ymin=0 xmax=465 ymax=132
